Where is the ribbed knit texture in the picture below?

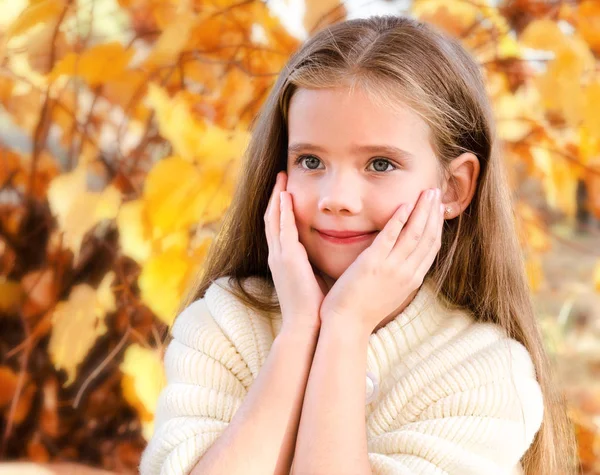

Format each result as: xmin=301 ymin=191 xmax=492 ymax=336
xmin=140 ymin=276 xmax=543 ymax=475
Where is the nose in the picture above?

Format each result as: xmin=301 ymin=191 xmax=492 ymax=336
xmin=317 ymin=171 xmax=362 ymax=215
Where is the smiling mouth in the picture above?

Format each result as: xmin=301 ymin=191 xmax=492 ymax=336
xmin=315 ymin=230 xmax=377 ymax=244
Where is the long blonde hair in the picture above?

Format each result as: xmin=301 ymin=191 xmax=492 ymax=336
xmin=178 ymin=15 xmax=577 ymax=474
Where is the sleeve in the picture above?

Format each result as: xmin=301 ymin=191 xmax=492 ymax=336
xmin=366 ymin=335 xmax=544 ymax=475
xmin=138 ymin=297 xmax=254 ymax=475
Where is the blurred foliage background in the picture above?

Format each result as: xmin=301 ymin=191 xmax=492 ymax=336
xmin=0 ymin=0 xmax=599 ymax=473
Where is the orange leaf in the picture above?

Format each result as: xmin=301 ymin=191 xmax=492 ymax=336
xmin=7 ymin=0 xmax=66 ymax=38
xmin=0 ymin=279 xmax=23 ymax=316
xmin=304 ymin=0 xmax=346 ymax=34
xmin=145 ymin=14 xmax=197 ymax=67
xmin=0 ymin=366 xmax=19 ymax=407
xmin=577 ymin=0 xmax=600 ymax=54
xmin=47 ymin=42 xmax=134 ymax=87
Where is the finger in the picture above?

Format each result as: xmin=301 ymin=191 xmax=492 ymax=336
xmin=406 ymin=188 xmax=443 ymax=266
xmin=414 ymin=198 xmax=445 ymax=278
xmin=392 ymin=188 xmax=436 ymax=260
xmin=369 ymin=203 xmax=411 ymax=259
xmin=416 ymin=199 xmax=445 ymax=279
xmin=264 ymin=172 xmax=279 ymax=251
xmin=280 ymin=191 xmax=299 ymax=247
xmin=266 ymin=172 xmax=284 ymax=253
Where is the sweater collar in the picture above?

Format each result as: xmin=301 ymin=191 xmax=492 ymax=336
xmin=366 ymin=277 xmax=460 ymax=363
xmin=234 ymin=274 xmax=462 ymax=359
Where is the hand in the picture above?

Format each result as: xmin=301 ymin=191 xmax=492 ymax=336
xmin=264 ymin=171 xmax=328 ymax=338
xmin=319 ymin=188 xmax=445 ymax=336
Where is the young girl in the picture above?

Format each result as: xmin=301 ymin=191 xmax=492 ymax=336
xmin=140 ymin=15 xmax=576 ymax=475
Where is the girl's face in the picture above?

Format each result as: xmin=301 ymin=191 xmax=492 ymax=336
xmin=286 ymin=86 xmax=442 ymax=285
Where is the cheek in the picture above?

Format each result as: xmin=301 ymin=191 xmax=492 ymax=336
xmin=286 ymin=186 xmax=312 ymax=227
xmin=370 ymin=190 xmax=421 ymax=228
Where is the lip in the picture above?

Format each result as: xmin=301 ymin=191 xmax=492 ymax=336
xmin=316 ymin=229 xmax=376 ymax=238
xmin=316 ymin=229 xmax=377 ymax=244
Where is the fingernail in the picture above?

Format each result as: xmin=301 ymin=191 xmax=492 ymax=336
xmin=427 ymin=189 xmax=435 ymax=200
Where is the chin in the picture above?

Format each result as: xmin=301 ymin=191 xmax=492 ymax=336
xmin=310 ymin=253 xmax=356 ymax=281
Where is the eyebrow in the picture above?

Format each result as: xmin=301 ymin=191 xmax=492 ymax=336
xmin=287 ymin=143 xmax=415 ymax=161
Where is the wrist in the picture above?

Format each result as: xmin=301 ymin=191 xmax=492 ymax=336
xmin=277 ymin=323 xmax=320 ymax=346
xmin=320 ymin=313 xmax=371 ymax=345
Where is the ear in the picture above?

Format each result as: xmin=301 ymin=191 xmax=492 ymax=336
xmin=441 ymin=152 xmax=480 ymax=219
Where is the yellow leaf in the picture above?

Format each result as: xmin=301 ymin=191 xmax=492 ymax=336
xmin=579 ymin=126 xmax=600 ymax=165
xmin=531 ymin=145 xmax=578 ymax=216
xmin=304 ymin=0 xmax=346 ymax=34
xmin=577 ymin=0 xmax=600 ymax=54
xmin=525 ymin=254 xmax=544 ymax=293
xmin=117 ymin=200 xmax=152 ymax=264
xmin=520 ymin=19 xmax=565 ymax=54
xmin=120 ymin=344 xmax=166 ymax=440
xmin=138 ymin=248 xmax=190 ymax=325
xmin=7 ymin=0 xmax=65 ymax=38
xmin=143 ymin=156 xmax=236 ymax=237
xmin=181 ymin=236 xmax=212 ymax=295
xmin=47 ymin=164 xmax=122 ymax=261
xmin=147 ymin=84 xmax=249 ymax=178
xmin=494 ymin=85 xmax=541 ymax=142
xmin=148 ymin=84 xmax=250 ymax=165
xmin=147 ymin=85 xmax=204 ymax=160
xmin=194 ymin=122 xmax=249 ymax=170
xmin=48 ymin=272 xmax=116 ymax=386
xmin=145 ymin=14 xmax=196 ymax=67
xmin=534 ymin=48 xmax=587 ymax=125
xmin=47 ymin=42 xmax=134 ymax=87
xmin=583 ymin=81 xmax=600 ymax=142
xmin=103 ymin=69 xmax=148 ymax=117
xmin=412 ymin=0 xmax=479 ymax=38
xmin=516 ymin=203 xmax=551 ymax=253
xmin=156 ymin=229 xmax=189 ymax=254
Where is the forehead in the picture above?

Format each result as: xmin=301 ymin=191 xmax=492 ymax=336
xmin=287 ymin=86 xmax=431 ymax=148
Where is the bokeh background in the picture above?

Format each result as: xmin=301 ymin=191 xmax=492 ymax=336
xmin=0 ymin=0 xmax=599 ymax=473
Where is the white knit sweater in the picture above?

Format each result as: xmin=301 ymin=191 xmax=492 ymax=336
xmin=140 ymin=276 xmax=544 ymax=475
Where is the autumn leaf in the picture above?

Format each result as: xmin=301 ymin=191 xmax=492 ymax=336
xmin=116 ymin=199 xmax=152 ymax=264
xmin=582 ymin=80 xmax=600 ymax=142
xmin=413 ymin=0 xmax=479 ymax=38
xmin=120 ymin=344 xmax=166 ymax=441
xmin=47 ymin=163 xmax=122 ymax=261
xmin=494 ymin=84 xmax=541 ymax=142
xmin=0 ymin=366 xmax=19 ymax=408
xmin=48 ymin=42 xmax=134 ymax=87
xmin=0 ymin=279 xmax=24 ymax=315
xmin=6 ymin=0 xmax=66 ymax=39
xmin=137 ymin=247 xmax=190 ymax=326
xmin=530 ymin=145 xmax=579 ymax=216
xmin=516 ymin=203 xmax=551 ymax=253
xmin=577 ymin=0 xmax=600 ymax=54
xmin=143 ymin=156 xmax=236 ymax=238
xmin=48 ymin=272 xmax=116 ymax=386
xmin=144 ymin=13 xmax=197 ymax=68
xmin=304 ymin=0 xmax=346 ymax=34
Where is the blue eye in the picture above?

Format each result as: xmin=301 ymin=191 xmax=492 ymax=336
xmin=295 ymin=155 xmax=322 ymax=170
xmin=369 ymin=158 xmax=395 ymax=172
xmin=293 ymin=155 xmax=397 ymax=173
